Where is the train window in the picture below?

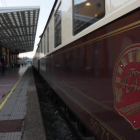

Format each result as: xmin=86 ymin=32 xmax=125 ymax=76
xmin=41 ymin=42 xmax=42 ymax=53
xmin=73 ymin=0 xmax=105 ymax=35
xmin=47 ymin=27 xmax=49 ymax=52
xmin=54 ymin=3 xmax=61 ymax=48
xmin=41 ymin=37 xmax=44 ymax=54
xmin=39 ymin=46 xmax=40 ymax=58
xmin=44 ymin=34 xmax=46 ymax=54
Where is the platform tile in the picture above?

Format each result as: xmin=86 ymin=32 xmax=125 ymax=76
xmin=0 ymin=132 xmax=22 ymax=140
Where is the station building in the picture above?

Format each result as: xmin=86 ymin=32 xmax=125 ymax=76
xmin=0 ymin=6 xmax=40 ymax=66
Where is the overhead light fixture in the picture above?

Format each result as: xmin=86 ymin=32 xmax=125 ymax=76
xmin=85 ymin=2 xmax=91 ymax=6
xmin=95 ymin=14 xmax=97 ymax=17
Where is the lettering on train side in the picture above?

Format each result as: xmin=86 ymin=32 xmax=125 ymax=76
xmin=116 ymin=77 xmax=139 ymax=94
xmin=90 ymin=118 xmax=121 ymax=140
xmin=129 ymin=69 xmax=140 ymax=77
xmin=91 ymin=118 xmax=99 ymax=133
xmin=113 ymin=45 xmax=140 ymax=130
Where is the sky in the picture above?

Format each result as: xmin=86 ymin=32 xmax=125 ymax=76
xmin=0 ymin=0 xmax=55 ymax=58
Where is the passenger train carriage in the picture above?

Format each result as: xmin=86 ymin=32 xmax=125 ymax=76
xmin=33 ymin=0 xmax=140 ymax=139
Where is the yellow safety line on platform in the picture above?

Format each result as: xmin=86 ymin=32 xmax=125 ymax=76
xmin=0 ymin=77 xmax=22 ymax=110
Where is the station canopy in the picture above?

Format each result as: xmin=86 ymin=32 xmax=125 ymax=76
xmin=0 ymin=6 xmax=40 ymax=54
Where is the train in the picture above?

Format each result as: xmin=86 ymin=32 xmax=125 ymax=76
xmin=33 ymin=0 xmax=140 ymax=139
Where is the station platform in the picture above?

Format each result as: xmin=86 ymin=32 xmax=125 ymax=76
xmin=0 ymin=65 xmax=46 ymax=140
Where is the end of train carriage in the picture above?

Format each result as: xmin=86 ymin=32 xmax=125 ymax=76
xmin=33 ymin=0 xmax=140 ymax=140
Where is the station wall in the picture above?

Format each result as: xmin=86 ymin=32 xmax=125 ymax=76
xmin=0 ymin=45 xmax=18 ymax=67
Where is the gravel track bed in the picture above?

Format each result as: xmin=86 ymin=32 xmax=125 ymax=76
xmin=33 ymin=69 xmax=78 ymax=140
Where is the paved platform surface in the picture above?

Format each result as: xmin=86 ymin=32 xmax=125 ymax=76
xmin=0 ymin=65 xmax=46 ymax=140
xmin=22 ymin=69 xmax=46 ymax=140
xmin=0 ymin=66 xmax=28 ymax=105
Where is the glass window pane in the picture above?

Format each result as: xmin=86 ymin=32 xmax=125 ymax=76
xmin=44 ymin=34 xmax=46 ymax=54
xmin=47 ymin=28 xmax=49 ymax=52
xmin=73 ymin=0 xmax=105 ymax=35
xmin=41 ymin=42 xmax=42 ymax=53
xmin=54 ymin=4 xmax=61 ymax=48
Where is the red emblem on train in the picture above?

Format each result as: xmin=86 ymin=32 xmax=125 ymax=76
xmin=113 ymin=45 xmax=140 ymax=130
